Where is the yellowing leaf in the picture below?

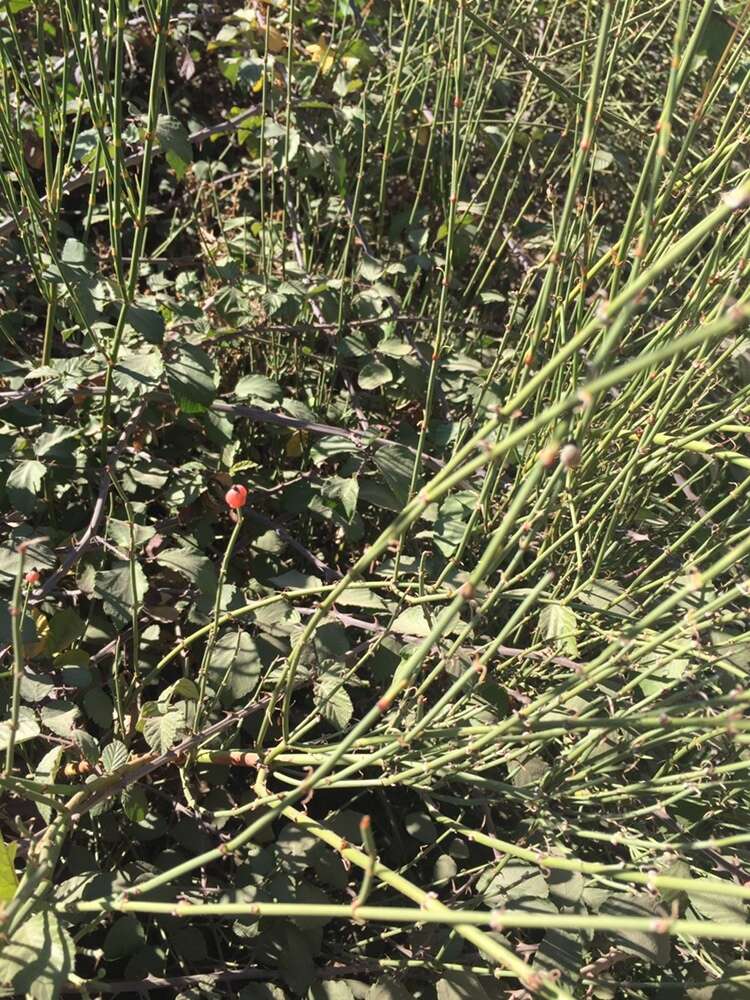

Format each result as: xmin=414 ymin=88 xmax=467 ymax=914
xmin=306 ymin=36 xmax=335 ymax=75
xmin=25 ymin=608 xmax=49 ymax=659
xmin=250 ymin=11 xmax=286 ymax=54
xmin=265 ymin=25 xmax=286 ymax=54
xmin=285 ymin=429 xmax=308 ymax=457
xmin=0 ymin=838 xmax=19 ymax=902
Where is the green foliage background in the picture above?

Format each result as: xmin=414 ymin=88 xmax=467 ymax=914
xmin=1 ymin=0 xmax=750 ymax=997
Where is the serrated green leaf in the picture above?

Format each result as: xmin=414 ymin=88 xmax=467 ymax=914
xmin=208 ymin=629 xmax=265 ymax=707
xmin=42 ymin=701 xmax=80 ymax=738
xmin=319 ymin=475 xmax=359 ymax=521
xmin=698 ymin=10 xmax=734 ymax=64
xmin=548 ymin=865 xmax=584 ymax=905
xmin=240 ymin=985 xmax=286 ymax=1000
xmin=271 ymin=570 xmax=322 ymax=590
xmin=35 ymin=425 xmax=79 ymax=464
xmin=125 ymin=303 xmax=164 ymax=344
xmin=113 ymin=349 xmax=164 ymax=394
xmin=391 ymin=605 xmax=457 ymax=638
xmin=5 ymin=459 xmax=46 ymax=514
xmin=373 ymin=443 xmax=420 ymax=507
xmin=141 ymin=705 xmax=186 ymax=753
xmin=368 ymin=980 xmax=412 ymax=1000
xmin=47 ymin=608 xmax=85 ymax=653
xmin=72 ymin=729 xmax=100 ymax=764
xmin=591 ymin=146 xmax=613 ymax=171
xmin=169 ymin=926 xmax=207 ymax=964
xmin=0 ymin=538 xmax=55 ymax=588
xmin=101 ymin=740 xmax=129 ymax=773
xmin=687 ymin=877 xmax=748 ymax=924
xmin=577 ymin=579 xmax=637 ymax=619
xmin=533 ymin=928 xmax=583 ymax=991
xmin=161 ymin=677 xmax=200 ymax=703
xmin=103 ymin=914 xmax=145 ymax=960
xmin=156 ymin=545 xmax=217 ymax=595
xmin=478 ymin=862 xmax=549 ymax=904
xmin=310 ymin=623 xmax=350 ymax=664
xmin=539 ymin=602 xmax=578 ymax=656
xmin=309 ymin=982 xmax=355 ymax=1000
xmin=315 ymin=675 xmax=353 ymax=730
xmin=276 ymin=823 xmax=319 ymax=861
xmin=155 ymin=115 xmax=193 ymax=177
xmin=61 ymin=238 xmax=89 ymax=265
xmin=108 ymin=519 xmax=156 ymax=552
xmin=0 ymin=605 xmax=37 ymax=649
xmin=84 ymin=687 xmax=113 ymax=729
xmin=0 ymin=707 xmax=40 ymax=751
xmin=121 ymin=784 xmax=148 ymax=823
xmin=0 ymin=838 xmax=18 ymax=903
xmin=377 ymin=337 xmax=412 ymax=358
xmin=0 ymin=910 xmax=74 ymax=1000
xmin=436 ymin=972 xmax=490 ymax=1000
xmin=510 ymin=755 xmax=548 ymax=787
xmin=279 ymin=924 xmax=315 ymax=994
xmin=333 ymin=585 xmax=388 ymax=610
xmin=234 ymin=373 xmax=283 ymax=404
xmin=600 ymin=893 xmax=671 ymax=965
xmin=165 ymin=343 xmax=218 ymax=413
xmin=657 ymin=859 xmax=691 ymax=905
xmin=34 ymin=745 xmax=64 ymax=821
xmin=19 ymin=671 xmax=54 ymax=703
xmin=638 ymin=655 xmax=688 ymax=698
xmin=55 ymin=650 xmax=92 ymax=689
xmin=94 ymin=559 xmax=147 ymax=626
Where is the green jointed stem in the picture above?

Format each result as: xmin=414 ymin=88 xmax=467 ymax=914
xmin=401 ymin=0 xmax=465 ymax=525
xmin=100 ymin=0 xmax=173 ymax=445
xmin=193 ymin=509 xmax=245 ymax=732
xmin=58 ymin=898 xmax=750 ymax=943
xmin=4 ymin=545 xmax=27 ymax=778
xmin=503 ymin=181 xmax=750 ymax=416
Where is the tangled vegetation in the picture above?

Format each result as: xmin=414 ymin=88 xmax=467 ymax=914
xmin=2 ymin=0 xmax=750 ymax=997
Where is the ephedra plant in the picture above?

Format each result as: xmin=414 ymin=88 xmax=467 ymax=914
xmin=1 ymin=1 xmax=750 ymax=997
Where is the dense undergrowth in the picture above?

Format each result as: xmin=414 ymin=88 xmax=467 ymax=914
xmin=2 ymin=0 xmax=750 ymax=997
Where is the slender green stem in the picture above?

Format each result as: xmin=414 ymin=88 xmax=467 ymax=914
xmin=4 ymin=546 xmax=27 ymax=777
xmin=193 ymin=509 xmax=245 ymax=732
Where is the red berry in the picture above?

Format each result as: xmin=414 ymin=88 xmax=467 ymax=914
xmin=24 ymin=569 xmax=40 ymax=585
xmin=225 ymin=484 xmax=248 ymax=509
